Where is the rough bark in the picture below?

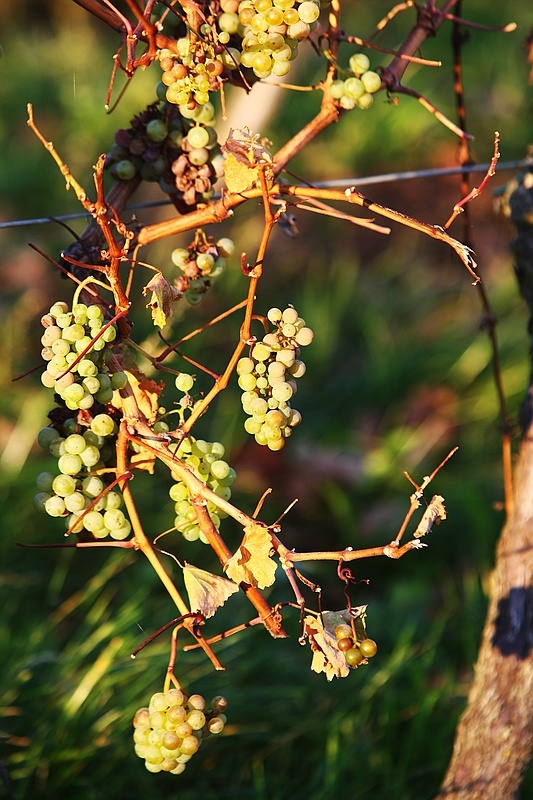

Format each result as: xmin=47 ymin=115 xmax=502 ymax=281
xmin=436 ymin=176 xmax=533 ymax=799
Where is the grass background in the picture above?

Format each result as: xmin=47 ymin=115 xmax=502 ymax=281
xmin=1 ymin=1 xmax=533 ymax=798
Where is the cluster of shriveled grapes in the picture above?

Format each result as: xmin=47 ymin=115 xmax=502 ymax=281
xmin=34 ymin=412 xmax=131 ymax=540
xmin=334 ymin=623 xmax=378 ymax=668
xmin=237 ymin=306 xmax=313 ymax=450
xmin=107 ymin=102 xmax=221 ymax=207
xmin=40 ymin=301 xmax=121 ymax=410
xmin=133 ymin=690 xmax=227 ymax=775
xmin=168 ymin=422 xmax=236 ymax=543
xmin=329 ymin=53 xmax=382 ymax=110
xmin=171 ymin=231 xmax=235 ymax=304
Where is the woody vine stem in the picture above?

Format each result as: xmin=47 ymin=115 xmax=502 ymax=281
xmin=24 ymin=0 xmax=515 ymax=778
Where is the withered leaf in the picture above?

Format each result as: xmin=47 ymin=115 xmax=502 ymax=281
xmin=142 ymin=271 xmax=182 ymax=329
xmin=183 ymin=563 xmax=239 ymax=619
xmin=223 ymin=152 xmax=259 ymax=194
xmin=225 ymin=522 xmax=277 ymax=589
xmin=304 ymin=614 xmax=350 ymax=681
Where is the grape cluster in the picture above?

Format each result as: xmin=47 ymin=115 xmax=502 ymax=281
xmin=169 ymin=432 xmax=236 ymax=543
xmin=227 ymin=0 xmax=321 ymax=79
xmin=34 ymin=413 xmax=131 ymax=540
xmin=40 ymin=301 xmax=121 ymax=410
xmin=158 ymin=32 xmax=238 ymax=109
xmin=133 ymin=690 xmax=227 ymax=774
xmin=106 ymin=102 xmax=221 ymax=207
xmin=334 ymin=623 xmax=378 ymax=668
xmin=171 ymin=232 xmax=234 ymax=305
xmin=329 ymin=53 xmax=382 ymax=110
xmin=237 ymin=306 xmax=313 ymax=450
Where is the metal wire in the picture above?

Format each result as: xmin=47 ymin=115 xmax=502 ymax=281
xmin=1 ymin=158 xmax=530 ymax=230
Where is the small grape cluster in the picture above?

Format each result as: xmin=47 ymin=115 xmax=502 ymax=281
xmin=229 ymin=0 xmax=321 ymax=79
xmin=40 ymin=301 xmax=121 ymax=410
xmin=171 ymin=231 xmax=235 ymax=305
xmin=107 ymin=102 xmax=221 ymax=207
xmin=334 ymin=623 xmax=378 ymax=668
xmin=34 ymin=413 xmax=131 ymax=540
xmin=158 ymin=31 xmax=238 ymax=109
xmin=169 ymin=429 xmax=236 ymax=543
xmin=329 ymin=53 xmax=382 ymax=110
xmin=237 ymin=306 xmax=313 ymax=450
xmin=133 ymin=689 xmax=227 ymax=775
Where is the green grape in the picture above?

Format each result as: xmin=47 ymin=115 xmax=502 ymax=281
xmin=361 ymin=70 xmax=381 ymax=94
xmin=44 ymin=495 xmax=66 ymax=517
xmin=34 ymin=492 xmax=51 ymax=513
xmin=111 ymin=371 xmax=128 ymax=389
xmin=175 ymin=373 xmax=195 ymax=393
xmin=90 ymin=414 xmax=115 ymax=437
xmin=82 ymin=475 xmax=105 ymax=498
xmin=36 ymin=471 xmax=55 ymax=492
xmin=57 ymin=454 xmax=83 ymax=476
xmin=64 ymin=433 xmax=87 ymax=454
xmin=298 ymin=1 xmax=320 ymax=23
xmin=349 ymin=52 xmax=370 ymax=75
xmin=146 ymin=118 xmax=168 ymax=142
xmin=357 ymin=93 xmax=374 ymax=110
xmin=344 ymin=77 xmax=365 ymax=100
xmin=115 ymin=159 xmax=137 ymax=180
xmin=52 ymin=474 xmax=77 ymax=496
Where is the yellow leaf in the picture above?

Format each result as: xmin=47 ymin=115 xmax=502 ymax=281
xmin=305 ymin=615 xmax=350 ymax=681
xmin=223 ymin=152 xmax=259 ymax=194
xmin=111 ymin=370 xmax=162 ymax=423
xmin=225 ymin=522 xmax=277 ymax=589
xmin=183 ymin=563 xmax=239 ymax=619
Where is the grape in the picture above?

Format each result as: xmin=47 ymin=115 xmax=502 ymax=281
xmin=44 ymin=495 xmax=66 ymax=517
xmin=186 ymin=126 xmax=210 ymax=149
xmin=345 ymin=647 xmax=364 ymax=667
xmin=334 ymin=623 xmax=353 ymax=640
xmin=115 ymin=159 xmax=137 ymax=180
xmin=91 ymin=414 xmax=115 ymax=437
xmin=359 ymin=638 xmax=378 ymax=658
xmin=175 ymin=373 xmax=195 ymax=393
xmin=337 ymin=636 xmax=354 ymax=652
xmin=349 ymin=53 xmax=371 ymax=75
xmin=146 ymin=119 xmax=168 ymax=142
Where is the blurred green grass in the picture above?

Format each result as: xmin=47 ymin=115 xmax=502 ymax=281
xmin=1 ymin=2 xmax=533 ymax=798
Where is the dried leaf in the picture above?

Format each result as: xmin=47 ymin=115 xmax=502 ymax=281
xmin=183 ymin=563 xmax=239 ymax=619
xmin=225 ymin=522 xmax=277 ymax=589
xmin=111 ymin=370 xmax=162 ymax=423
xmin=223 ymin=152 xmax=259 ymax=194
xmin=305 ymin=615 xmax=350 ymax=681
xmin=222 ymin=127 xmax=272 ymax=165
xmin=414 ymin=495 xmax=446 ymax=537
xmin=142 ymin=271 xmax=182 ymax=328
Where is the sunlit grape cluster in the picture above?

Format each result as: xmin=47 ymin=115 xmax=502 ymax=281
xmin=237 ymin=306 xmax=313 ymax=450
xmin=168 ymin=427 xmax=236 ymax=544
xmin=334 ymin=623 xmax=378 ymax=668
xmin=171 ymin=232 xmax=235 ymax=304
xmin=225 ymin=0 xmax=322 ymax=79
xmin=106 ymin=102 xmax=221 ymax=207
xmin=40 ymin=301 xmax=121 ymax=410
xmin=329 ymin=53 xmax=382 ymax=110
xmin=34 ymin=413 xmax=131 ymax=540
xmin=158 ymin=30 xmax=239 ymax=110
xmin=133 ymin=690 xmax=227 ymax=775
